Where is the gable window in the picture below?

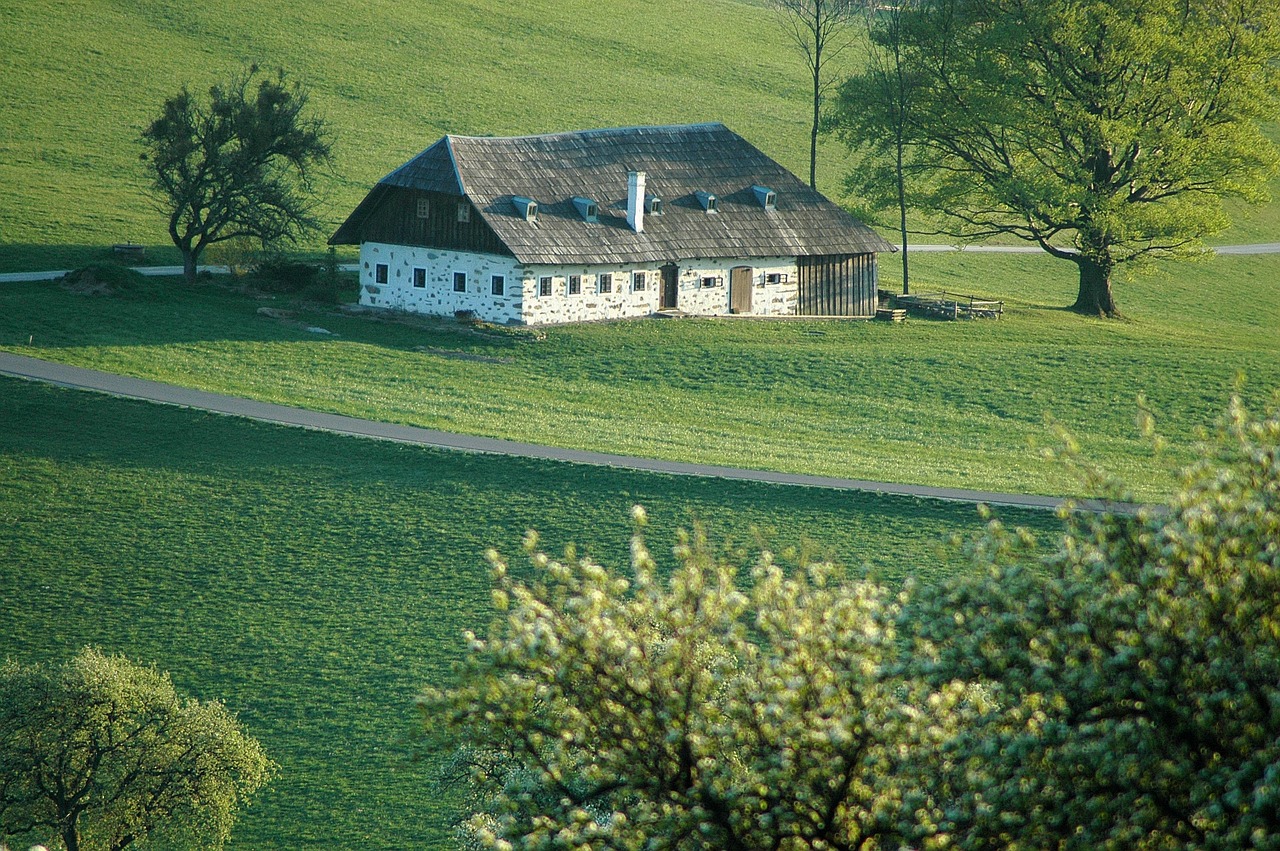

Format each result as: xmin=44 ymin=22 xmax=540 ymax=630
xmin=413 ymin=267 xmax=427 ymax=288
xmin=701 ymin=276 xmax=721 ymax=288
xmin=632 ymin=271 xmax=647 ymax=291
xmin=568 ymin=275 xmax=582 ymax=295
xmin=512 ymin=196 xmax=538 ymax=222
xmin=453 ymin=271 xmax=467 ymax=292
xmin=539 ymin=276 xmax=553 ymax=297
xmin=598 ymin=273 xmax=613 ymax=294
xmin=491 ymin=274 xmax=505 ymax=296
xmin=457 ymin=202 xmax=472 ymax=223
xmin=696 ymin=191 xmax=718 ymax=213
xmin=375 ymin=263 xmax=388 ymax=284
xmin=752 ymin=185 xmax=777 ymax=210
xmin=645 ymin=194 xmax=663 ymax=216
xmin=572 ymin=197 xmax=599 ymax=223
xmin=417 ymin=198 xmax=430 ymax=219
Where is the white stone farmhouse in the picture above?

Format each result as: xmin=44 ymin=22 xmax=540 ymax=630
xmin=329 ymin=123 xmax=894 ymax=325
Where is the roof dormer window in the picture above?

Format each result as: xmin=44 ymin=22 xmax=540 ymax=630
xmin=696 ymin=191 xmax=718 ymax=213
xmin=645 ymin=194 xmax=663 ymax=215
xmin=752 ymin=185 xmax=777 ymax=211
xmin=512 ymin=196 xmax=538 ymax=222
xmin=572 ymin=196 xmax=599 ymax=223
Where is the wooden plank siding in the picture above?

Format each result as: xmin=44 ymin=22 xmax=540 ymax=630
xmin=343 ymin=186 xmax=512 ymax=257
xmin=797 ymin=253 xmax=877 ymax=317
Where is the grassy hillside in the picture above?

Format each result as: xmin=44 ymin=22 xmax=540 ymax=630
xmin=3 ymin=1 xmax=1275 ymax=271
xmin=2 ymin=251 xmax=1276 ymax=502
xmin=0 ymin=0 xmax=854 ymax=263
xmin=0 ymin=377 xmax=1055 ymax=849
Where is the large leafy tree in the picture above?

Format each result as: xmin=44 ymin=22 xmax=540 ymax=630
xmin=426 ymin=392 xmax=1280 ymax=849
xmin=901 ymin=395 xmax=1280 ymax=848
xmin=421 ymin=516 xmax=969 ymax=851
xmin=141 ymin=65 xmax=332 ymax=283
xmin=833 ymin=0 xmax=1280 ymax=316
xmin=0 ymin=647 xmax=273 ymax=851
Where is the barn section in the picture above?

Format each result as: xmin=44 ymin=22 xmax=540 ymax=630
xmin=330 ymin=123 xmax=894 ymax=325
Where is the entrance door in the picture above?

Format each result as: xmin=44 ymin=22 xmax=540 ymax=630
xmin=660 ymin=263 xmax=678 ymax=310
xmin=729 ymin=266 xmax=753 ymax=314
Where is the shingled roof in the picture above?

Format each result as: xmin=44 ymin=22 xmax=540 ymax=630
xmin=332 ymin=123 xmax=894 ymax=265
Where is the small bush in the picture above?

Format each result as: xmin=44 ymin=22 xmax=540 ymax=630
xmin=61 ymin=263 xmax=163 ymax=300
xmin=254 ymin=257 xmax=319 ymax=293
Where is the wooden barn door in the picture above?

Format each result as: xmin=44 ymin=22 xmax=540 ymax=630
xmin=729 ymin=266 xmax=753 ymax=314
xmin=660 ymin=263 xmax=679 ymax=310
xmin=797 ymin=254 xmax=877 ymax=316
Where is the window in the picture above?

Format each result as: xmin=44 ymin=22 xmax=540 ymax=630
xmin=513 ymin=196 xmax=538 ymax=222
xmin=457 ymin=202 xmax=471 ymax=223
xmin=701 ymin=276 xmax=721 ymax=288
xmin=572 ymin=197 xmax=599 ymax=223
xmin=413 ymin=267 xmax=426 ymax=288
xmin=696 ymin=191 xmax=718 ymax=213
xmin=374 ymin=263 xmax=388 ymax=284
xmin=765 ymin=272 xmax=788 ymax=285
xmin=539 ymin=276 xmax=553 ymax=297
xmin=598 ymin=273 xmax=613 ymax=294
xmin=416 ymin=198 xmax=430 ymax=219
xmin=491 ymin=274 xmax=505 ymax=296
xmin=632 ymin=271 xmax=647 ymax=291
xmin=568 ymin=275 xmax=581 ymax=295
xmin=453 ymin=271 xmax=467 ymax=292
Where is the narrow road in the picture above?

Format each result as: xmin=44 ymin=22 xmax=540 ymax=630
xmin=0 ymin=351 xmax=1140 ymax=514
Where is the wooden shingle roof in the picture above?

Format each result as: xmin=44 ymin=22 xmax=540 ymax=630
xmin=333 ymin=123 xmax=894 ymax=264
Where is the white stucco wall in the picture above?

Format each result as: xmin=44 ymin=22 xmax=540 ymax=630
xmin=358 ymin=243 xmax=801 ymax=325
xmin=522 ymin=257 xmax=800 ymax=324
xmin=358 ymin=243 xmax=524 ymax=325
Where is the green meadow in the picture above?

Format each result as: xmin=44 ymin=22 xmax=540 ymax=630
xmin=3 ymin=0 xmax=1279 ymax=847
xmin=2 ymin=249 xmax=1277 ymax=503
xmin=0 ymin=376 xmax=1057 ymax=848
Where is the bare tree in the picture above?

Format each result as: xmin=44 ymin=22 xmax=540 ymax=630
xmin=769 ymin=0 xmax=861 ymax=189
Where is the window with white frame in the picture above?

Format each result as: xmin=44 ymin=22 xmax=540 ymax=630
xmin=598 ymin=273 xmax=613 ymax=293
xmin=491 ymin=274 xmax=505 ymax=296
xmin=765 ymin=272 xmax=788 ymax=285
xmin=539 ymin=276 xmax=553 ymax=297
xmin=701 ymin=276 xmax=721 ymax=288
xmin=568 ymin=275 xmax=581 ymax=295
xmin=375 ymin=263 xmax=388 ymax=284
xmin=416 ymin=198 xmax=430 ymax=219
xmin=413 ymin=268 xmax=426 ymax=288
xmin=453 ymin=271 xmax=467 ymax=292
xmin=457 ymin=202 xmax=471 ymax=223
xmin=632 ymin=271 xmax=647 ymax=291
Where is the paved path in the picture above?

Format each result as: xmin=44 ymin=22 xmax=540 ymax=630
xmin=0 ymin=351 xmax=1140 ymax=514
xmin=3 ymin=242 xmax=1278 ymax=283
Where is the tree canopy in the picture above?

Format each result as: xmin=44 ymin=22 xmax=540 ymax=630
xmin=424 ymin=394 xmax=1280 ymax=849
xmin=0 ymin=647 xmax=273 ymax=851
xmin=832 ymin=0 xmax=1280 ymax=316
xmin=140 ymin=65 xmax=331 ymax=283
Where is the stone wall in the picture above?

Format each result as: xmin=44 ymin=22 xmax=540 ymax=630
xmin=358 ymin=243 xmax=801 ymax=325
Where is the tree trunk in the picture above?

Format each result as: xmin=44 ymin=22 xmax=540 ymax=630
xmin=897 ymin=137 xmax=909 ymax=295
xmin=810 ymin=66 xmax=821 ymax=189
xmin=182 ymin=248 xmax=198 ymax=284
xmin=1071 ymin=255 xmax=1118 ymax=317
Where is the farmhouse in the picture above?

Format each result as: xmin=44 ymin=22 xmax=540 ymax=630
xmin=330 ymin=123 xmax=894 ymax=325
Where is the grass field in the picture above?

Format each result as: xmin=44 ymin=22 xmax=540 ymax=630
xmin=0 ymin=376 xmax=1059 ymax=849
xmin=2 ymin=1 xmax=1277 ymax=273
xmin=2 ymin=250 xmax=1277 ymax=502
xmin=0 ymin=0 xmax=855 ymax=267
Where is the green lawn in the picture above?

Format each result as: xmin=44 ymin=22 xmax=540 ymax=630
xmin=3 ymin=250 xmax=1277 ymax=502
xmin=0 ymin=0 xmax=860 ymax=269
xmin=0 ymin=376 xmax=1053 ymax=849
xmin=3 ymin=1 xmax=1275 ymax=273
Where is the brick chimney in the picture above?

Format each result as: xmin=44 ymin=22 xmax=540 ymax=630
xmin=627 ymin=170 xmax=646 ymax=233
